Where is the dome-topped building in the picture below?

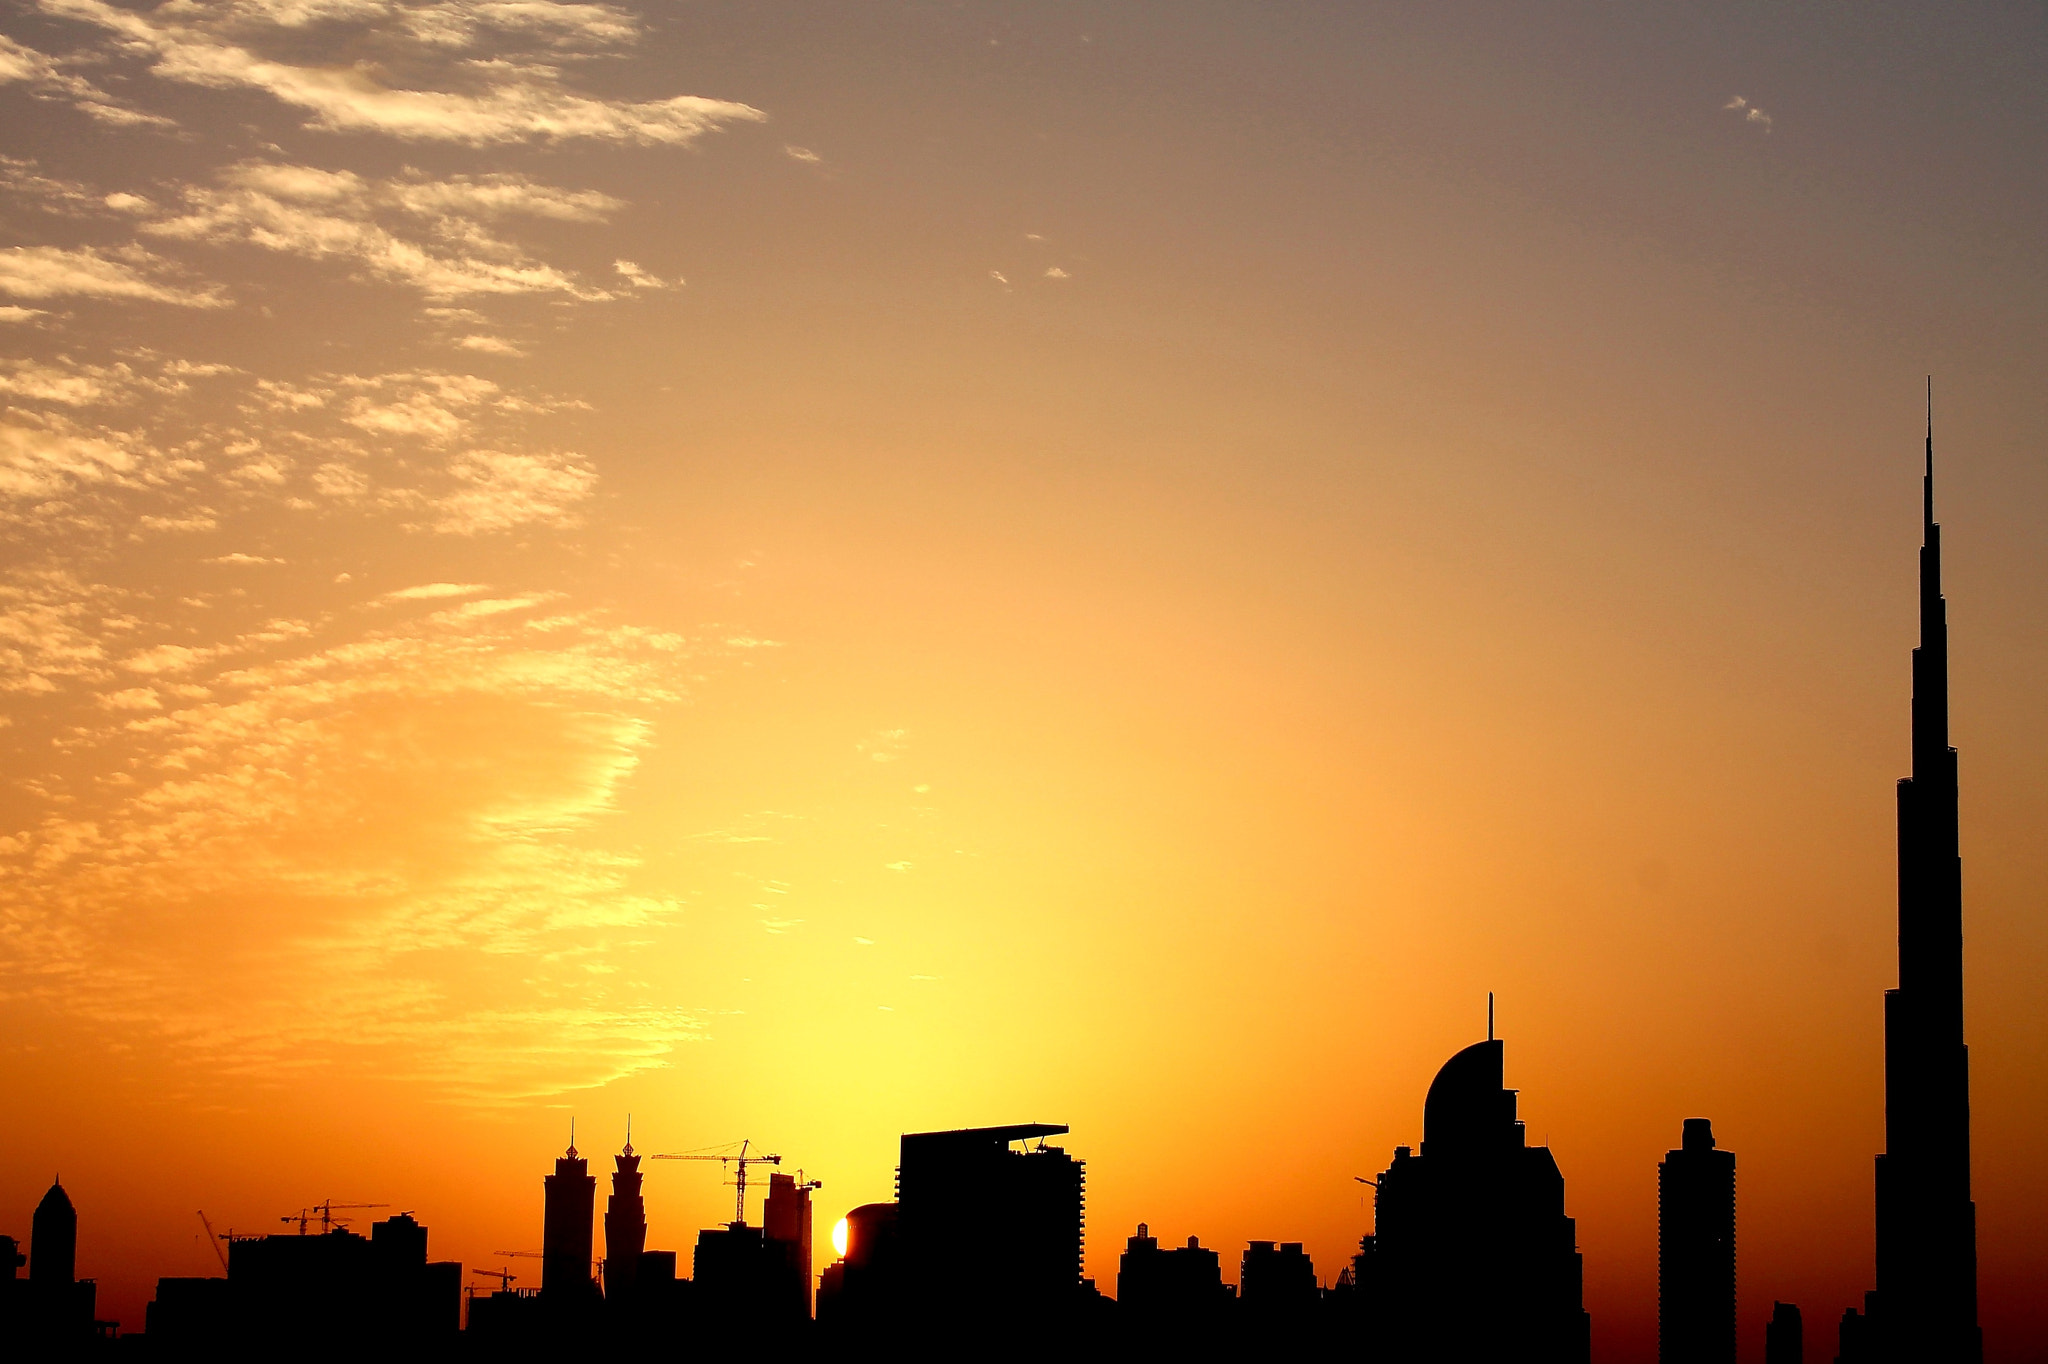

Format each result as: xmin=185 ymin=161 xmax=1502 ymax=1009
xmin=1367 ymin=1023 xmax=1591 ymax=1362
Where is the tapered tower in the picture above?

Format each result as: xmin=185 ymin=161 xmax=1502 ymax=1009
xmin=605 ymin=1126 xmax=647 ymax=1300
xmin=542 ymin=1129 xmax=597 ymax=1304
xmin=1871 ymin=385 xmax=1981 ymax=1362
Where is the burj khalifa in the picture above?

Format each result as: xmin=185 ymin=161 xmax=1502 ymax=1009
xmin=1870 ymin=387 xmax=1982 ymax=1362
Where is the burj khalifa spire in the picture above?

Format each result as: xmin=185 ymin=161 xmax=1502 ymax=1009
xmin=1871 ymin=382 xmax=1982 ymax=1362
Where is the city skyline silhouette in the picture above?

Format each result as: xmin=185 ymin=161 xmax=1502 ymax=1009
xmin=0 ymin=439 xmax=2010 ymax=1357
xmin=2 ymin=1 xmax=2044 ymax=1359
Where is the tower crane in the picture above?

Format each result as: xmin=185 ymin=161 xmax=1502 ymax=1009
xmin=194 ymin=1211 xmax=231 ymax=1274
xmin=471 ymin=1267 xmax=517 ymax=1292
xmin=651 ymin=1139 xmax=781 ymax=1225
xmin=281 ymin=1200 xmax=389 ymax=1235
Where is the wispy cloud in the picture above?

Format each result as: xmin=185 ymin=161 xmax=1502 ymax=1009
xmin=0 ymin=31 xmax=175 ymax=127
xmin=0 ymin=564 xmax=702 ymax=1098
xmin=40 ymin=0 xmax=765 ymax=146
xmin=1723 ymin=95 xmax=1772 ymax=132
xmin=0 ymin=244 xmax=224 ymax=307
xmin=144 ymin=161 xmax=625 ymax=301
xmin=434 ymin=448 xmax=595 ymax=533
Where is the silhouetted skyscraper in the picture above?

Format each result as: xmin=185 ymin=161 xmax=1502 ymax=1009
xmin=818 ymin=1122 xmax=1084 ymax=1339
xmin=542 ymin=1136 xmax=596 ymax=1303
xmin=1767 ymin=1301 xmax=1804 ymax=1364
xmin=29 ymin=1180 xmax=75 ymax=1291
xmin=1371 ymin=1029 xmax=1591 ymax=1363
xmin=1116 ymin=1225 xmax=1226 ymax=1322
xmin=1870 ymin=392 xmax=1982 ymax=1362
xmin=1239 ymin=1240 xmax=1317 ymax=1315
xmin=1660 ymin=1118 xmax=1735 ymax=1364
xmin=605 ymin=1133 xmax=646 ymax=1301
xmin=26 ymin=1178 xmax=93 ymax=1344
xmin=897 ymin=1122 xmax=1084 ymax=1323
xmin=762 ymin=1170 xmax=815 ymax=1321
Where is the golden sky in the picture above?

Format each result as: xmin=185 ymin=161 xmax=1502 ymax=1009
xmin=2 ymin=2 xmax=2044 ymax=1358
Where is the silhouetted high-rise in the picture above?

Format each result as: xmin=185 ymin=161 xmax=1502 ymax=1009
xmin=1239 ymin=1240 xmax=1316 ymax=1316
xmin=1371 ymin=1028 xmax=1590 ymax=1363
xmin=29 ymin=1179 xmax=75 ymax=1292
xmin=762 ymin=1170 xmax=816 ymax=1322
xmin=817 ymin=1122 xmax=1085 ymax=1338
xmin=897 ymin=1122 xmax=1084 ymax=1322
xmin=1660 ymin=1118 xmax=1735 ymax=1364
xmin=1870 ymin=392 xmax=1981 ymax=1362
xmin=542 ymin=1136 xmax=596 ymax=1303
xmin=26 ymin=1178 xmax=95 ymax=1345
xmin=1116 ymin=1224 xmax=1227 ymax=1323
xmin=604 ymin=1134 xmax=647 ymax=1301
xmin=1767 ymin=1301 xmax=1804 ymax=1364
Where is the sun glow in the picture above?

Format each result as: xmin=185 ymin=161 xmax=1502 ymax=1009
xmin=832 ymin=1217 xmax=849 ymax=1259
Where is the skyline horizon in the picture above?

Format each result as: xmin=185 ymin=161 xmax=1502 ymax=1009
xmin=3 ymin=2 xmax=2044 ymax=1358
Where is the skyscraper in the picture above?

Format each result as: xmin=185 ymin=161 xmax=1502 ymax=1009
xmin=1659 ymin=1118 xmax=1735 ymax=1364
xmin=1766 ymin=1301 xmax=1804 ymax=1364
xmin=1870 ymin=391 xmax=1981 ymax=1362
xmin=604 ymin=1133 xmax=647 ymax=1300
xmin=542 ymin=1135 xmax=596 ymax=1303
xmin=29 ymin=1181 xmax=74 ymax=1292
xmin=1370 ymin=1026 xmax=1591 ymax=1363
xmin=762 ymin=1170 xmax=815 ymax=1321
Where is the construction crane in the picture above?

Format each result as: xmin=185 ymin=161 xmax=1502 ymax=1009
xmin=281 ymin=1200 xmax=389 ymax=1235
xmin=471 ymin=1267 xmax=517 ymax=1292
xmin=651 ymin=1139 xmax=781 ymax=1226
xmin=194 ymin=1211 xmax=230 ymax=1274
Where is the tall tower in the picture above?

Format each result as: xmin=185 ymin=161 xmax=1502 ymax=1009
xmin=1872 ymin=387 xmax=1981 ymax=1362
xmin=1659 ymin=1118 xmax=1735 ymax=1364
xmin=762 ymin=1170 xmax=815 ymax=1321
xmin=604 ymin=1128 xmax=647 ymax=1299
xmin=29 ymin=1179 xmax=76 ymax=1290
xmin=542 ymin=1131 xmax=597 ymax=1302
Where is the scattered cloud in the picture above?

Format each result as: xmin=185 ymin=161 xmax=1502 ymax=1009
xmin=144 ymin=161 xmax=621 ymax=301
xmin=386 ymin=582 xmax=488 ymax=601
xmin=39 ymin=0 xmax=766 ymax=146
xmin=1723 ymin=96 xmax=1772 ymax=132
xmin=783 ymin=145 xmax=820 ymax=164
xmin=612 ymin=259 xmax=670 ymax=289
xmin=1043 ymin=266 xmax=1070 ymax=280
xmin=454 ymin=334 xmax=527 ymax=357
xmin=0 ymin=412 xmax=142 ymax=499
xmin=433 ymin=448 xmax=596 ymax=533
xmin=0 ymin=32 xmax=175 ymax=127
xmin=988 ymin=270 xmax=1009 ymax=286
xmin=0 ymin=245 xmax=224 ymax=307
xmin=857 ymin=728 xmax=907 ymax=762
xmin=0 ymin=563 xmax=703 ymax=1098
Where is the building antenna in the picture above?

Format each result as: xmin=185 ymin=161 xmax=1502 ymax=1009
xmin=624 ymin=1115 xmax=633 ymax=1157
xmin=1488 ymin=992 xmax=1495 ymax=1041
xmin=1925 ymin=375 xmax=1935 ymax=528
xmin=568 ymin=1118 xmax=577 ymax=1159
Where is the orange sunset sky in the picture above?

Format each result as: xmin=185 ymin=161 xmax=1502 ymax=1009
xmin=1 ymin=2 xmax=2044 ymax=1359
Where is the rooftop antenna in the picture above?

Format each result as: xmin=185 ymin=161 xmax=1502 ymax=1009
xmin=568 ymin=1118 xmax=578 ymax=1159
xmin=1925 ymin=375 xmax=1935 ymax=527
xmin=1488 ymin=992 xmax=1495 ymax=1041
xmin=624 ymin=1115 xmax=633 ymax=1157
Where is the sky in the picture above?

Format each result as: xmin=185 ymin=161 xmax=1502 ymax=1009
xmin=0 ymin=1 xmax=2044 ymax=1358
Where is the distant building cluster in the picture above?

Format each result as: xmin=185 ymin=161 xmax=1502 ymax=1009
xmin=0 ymin=414 xmax=1983 ymax=1363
